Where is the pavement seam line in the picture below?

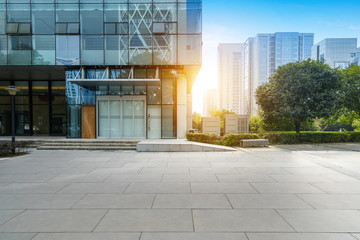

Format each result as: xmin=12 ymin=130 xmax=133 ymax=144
xmin=91 ymin=209 xmax=109 ymax=232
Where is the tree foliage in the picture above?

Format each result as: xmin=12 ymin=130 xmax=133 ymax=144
xmin=340 ymin=65 xmax=360 ymax=116
xmin=192 ymin=112 xmax=202 ymax=131
xmin=255 ymin=59 xmax=341 ymax=133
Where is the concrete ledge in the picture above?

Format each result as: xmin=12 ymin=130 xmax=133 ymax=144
xmin=241 ymin=139 xmax=269 ymax=148
xmin=137 ymin=139 xmax=236 ymax=152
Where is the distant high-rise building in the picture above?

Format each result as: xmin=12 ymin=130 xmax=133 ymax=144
xmin=217 ymin=43 xmax=245 ymax=114
xmin=203 ymin=89 xmax=218 ymax=117
xmin=244 ymin=32 xmax=314 ymax=115
xmin=312 ymin=38 xmax=359 ymax=68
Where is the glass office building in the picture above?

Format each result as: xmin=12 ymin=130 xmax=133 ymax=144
xmin=0 ymin=0 xmax=202 ymax=139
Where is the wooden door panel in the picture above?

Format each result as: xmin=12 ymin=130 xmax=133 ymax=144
xmin=82 ymin=105 xmax=96 ymax=139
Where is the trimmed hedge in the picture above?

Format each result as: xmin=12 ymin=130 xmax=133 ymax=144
xmin=258 ymin=132 xmax=360 ymax=145
xmin=186 ymin=133 xmax=221 ymax=144
xmin=186 ymin=132 xmax=360 ymax=146
xmin=220 ymin=133 xmax=261 ymax=146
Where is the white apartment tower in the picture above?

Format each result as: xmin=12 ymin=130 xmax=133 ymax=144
xmin=217 ymin=43 xmax=245 ymax=114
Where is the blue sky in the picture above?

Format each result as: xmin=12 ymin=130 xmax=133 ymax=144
xmin=193 ymin=0 xmax=360 ymax=113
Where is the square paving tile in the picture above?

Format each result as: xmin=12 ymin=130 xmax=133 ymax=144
xmin=193 ymin=209 xmax=293 ymax=232
xmin=153 ymin=194 xmax=231 ymax=209
xmin=0 ymin=194 xmax=84 ymax=209
xmin=105 ymin=174 xmax=162 ymax=183
xmin=277 ymin=210 xmax=360 ymax=232
xmin=217 ymin=174 xmax=275 ymax=183
xmin=227 ymin=194 xmax=312 ymax=209
xmin=0 ymin=210 xmax=23 ymax=225
xmin=247 ymin=233 xmax=357 ymax=240
xmin=269 ymin=174 xmax=335 ymax=183
xmin=312 ymin=183 xmax=360 ymax=193
xmin=0 ymin=183 xmax=69 ymax=194
xmin=298 ymin=194 xmax=360 ymax=209
xmin=125 ymin=183 xmax=190 ymax=193
xmin=162 ymin=174 xmax=218 ymax=183
xmin=251 ymin=183 xmax=325 ymax=193
xmin=73 ymin=194 xmax=155 ymax=209
xmin=58 ymin=183 xmax=129 ymax=194
xmin=0 ymin=210 xmax=107 ymax=232
xmin=0 ymin=233 xmax=36 ymax=240
xmin=32 ymin=233 xmax=141 ymax=240
xmin=95 ymin=209 xmax=193 ymax=232
xmin=191 ymin=183 xmax=257 ymax=193
xmin=140 ymin=233 xmax=248 ymax=240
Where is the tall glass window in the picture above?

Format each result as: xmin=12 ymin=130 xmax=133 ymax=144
xmin=56 ymin=35 xmax=79 ymax=65
xmin=8 ymin=36 xmax=31 ymax=65
xmin=80 ymin=4 xmax=103 ymax=34
xmin=0 ymin=4 xmax=5 ymax=34
xmin=105 ymin=35 xmax=128 ymax=65
xmin=0 ymin=35 xmax=6 ymax=65
xmin=81 ymin=35 xmax=104 ymax=65
xmin=31 ymin=4 xmax=55 ymax=34
xmin=32 ymin=35 xmax=55 ymax=65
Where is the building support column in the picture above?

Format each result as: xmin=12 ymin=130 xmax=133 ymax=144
xmin=186 ymin=93 xmax=192 ymax=132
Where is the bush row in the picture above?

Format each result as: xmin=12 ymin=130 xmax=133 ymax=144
xmin=186 ymin=132 xmax=360 ymax=146
xmin=0 ymin=141 xmax=34 ymax=157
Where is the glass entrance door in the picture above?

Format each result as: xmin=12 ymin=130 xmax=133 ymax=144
xmin=97 ymin=96 xmax=146 ymax=138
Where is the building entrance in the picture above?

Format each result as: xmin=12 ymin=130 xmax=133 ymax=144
xmin=97 ymin=96 xmax=146 ymax=138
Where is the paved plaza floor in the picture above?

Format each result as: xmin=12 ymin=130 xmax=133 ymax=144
xmin=0 ymin=143 xmax=360 ymax=240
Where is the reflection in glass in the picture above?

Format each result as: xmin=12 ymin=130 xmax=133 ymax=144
xmin=81 ymin=35 xmax=104 ymax=65
xmin=66 ymin=105 xmax=81 ymax=138
xmin=129 ymin=35 xmax=152 ymax=65
xmin=110 ymin=100 xmax=121 ymax=137
xmin=8 ymin=36 xmax=31 ymax=65
xmin=32 ymin=35 xmax=55 ymax=65
xmin=147 ymin=86 xmax=161 ymax=104
xmin=32 ymin=4 xmax=55 ymax=34
xmin=105 ymin=35 xmax=128 ymax=65
xmin=33 ymin=104 xmax=49 ymax=135
xmin=98 ymin=100 xmax=109 ymax=137
xmin=134 ymin=100 xmax=145 ymax=137
xmin=147 ymin=105 xmax=161 ymax=139
xmin=0 ymin=35 xmax=7 ymax=65
xmin=162 ymin=78 xmax=174 ymax=104
xmin=56 ymin=35 xmax=79 ymax=65
xmin=80 ymin=4 xmax=103 ymax=34
xmin=122 ymin=100 xmax=133 ymax=137
xmin=162 ymin=105 xmax=174 ymax=138
xmin=7 ymin=4 xmax=30 ymax=23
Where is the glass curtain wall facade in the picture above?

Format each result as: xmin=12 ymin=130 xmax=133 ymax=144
xmin=0 ymin=0 xmax=202 ymax=139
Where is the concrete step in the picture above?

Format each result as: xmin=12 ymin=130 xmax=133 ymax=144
xmin=37 ymin=146 xmax=137 ymax=151
xmin=40 ymin=142 xmax=137 ymax=147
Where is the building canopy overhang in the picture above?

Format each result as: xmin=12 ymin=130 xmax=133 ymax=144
xmin=67 ymin=78 xmax=161 ymax=88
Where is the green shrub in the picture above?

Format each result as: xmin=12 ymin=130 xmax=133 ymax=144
xmin=186 ymin=133 xmax=221 ymax=144
xmin=258 ymin=132 xmax=360 ymax=144
xmin=220 ymin=133 xmax=261 ymax=146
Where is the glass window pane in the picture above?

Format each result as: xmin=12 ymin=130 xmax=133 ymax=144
xmin=153 ymin=3 xmax=176 ymax=23
xmin=162 ymin=77 xmax=174 ymax=104
xmin=147 ymin=105 xmax=161 ymax=139
xmin=32 ymin=81 xmax=48 ymax=94
xmin=67 ymin=23 xmax=79 ymax=34
xmin=55 ymin=23 xmax=67 ymax=34
xmin=0 ymin=35 xmax=7 ymax=65
xmin=153 ymin=35 xmax=176 ymax=65
xmin=15 ymin=81 xmax=28 ymax=95
xmin=52 ymin=81 xmax=65 ymax=95
xmin=134 ymin=100 xmax=145 ymax=137
xmin=7 ymin=4 xmax=30 ymax=23
xmin=98 ymin=100 xmax=109 ymax=137
xmin=80 ymin=4 xmax=103 ymax=34
xmin=178 ymin=35 xmax=201 ymax=65
xmin=33 ymin=105 xmax=49 ymax=135
xmin=105 ymin=35 xmax=128 ymax=65
xmin=32 ymin=35 xmax=55 ymax=65
xmin=56 ymin=4 xmax=79 ymax=22
xmin=32 ymin=4 xmax=55 ymax=34
xmin=147 ymin=86 xmax=161 ymax=104
xmin=0 ymin=105 xmax=11 ymax=135
xmin=51 ymin=114 xmax=66 ymax=135
xmin=81 ymin=35 xmax=104 ymax=65
xmin=162 ymin=105 xmax=174 ymax=138
xmin=56 ymin=35 xmax=80 ymax=65
xmin=66 ymin=105 xmax=81 ymax=138
xmin=122 ymin=100 xmax=133 ymax=137
xmin=178 ymin=3 xmax=201 ymax=34
xmin=129 ymin=4 xmax=152 ymax=34
xmin=8 ymin=36 xmax=31 ymax=65
xmin=129 ymin=35 xmax=152 ymax=65
xmin=105 ymin=4 xmax=128 ymax=22
xmin=18 ymin=23 xmax=31 ymax=34
xmin=0 ymin=4 xmax=5 ymax=34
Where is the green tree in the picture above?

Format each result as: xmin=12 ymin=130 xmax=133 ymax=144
xmin=256 ymin=59 xmax=341 ymax=133
xmin=192 ymin=112 xmax=202 ymax=131
xmin=340 ymin=65 xmax=360 ymax=116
